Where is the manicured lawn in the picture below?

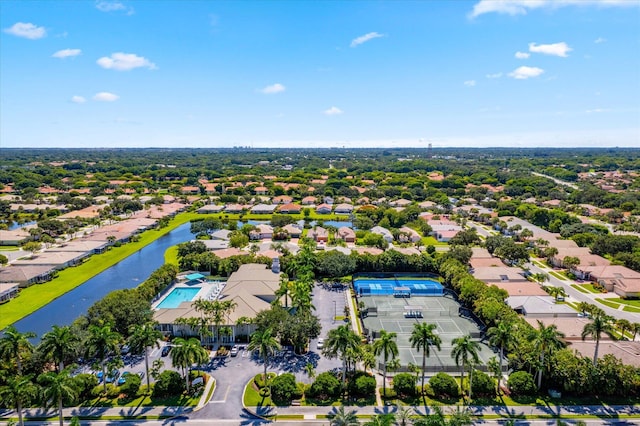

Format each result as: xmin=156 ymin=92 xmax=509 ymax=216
xmin=82 ymin=392 xmax=199 ymax=408
xmin=595 ymin=298 xmax=621 ymax=310
xmin=571 ymin=284 xmax=588 ymax=294
xmin=548 ymin=271 xmax=567 ymax=281
xmin=623 ymin=306 xmax=640 ymax=313
xmin=164 ymin=245 xmax=179 ymax=265
xmin=0 ymin=211 xmax=203 ymax=329
xmin=607 ymin=298 xmax=640 ymax=308
xmin=0 ymin=245 xmax=20 ymax=251
xmin=243 ymin=378 xmax=274 ymax=407
xmin=421 ymin=236 xmax=447 ymax=246
xmin=571 ymin=284 xmax=600 ymax=294
xmin=532 ymin=260 xmax=547 ymax=268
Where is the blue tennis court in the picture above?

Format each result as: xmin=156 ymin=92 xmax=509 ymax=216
xmin=353 ymin=278 xmax=443 ymax=296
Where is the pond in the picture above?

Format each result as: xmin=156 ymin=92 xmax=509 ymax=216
xmin=13 ymin=223 xmax=195 ymax=340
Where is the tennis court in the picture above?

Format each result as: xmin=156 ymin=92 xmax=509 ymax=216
xmin=360 ymin=295 xmax=497 ymax=373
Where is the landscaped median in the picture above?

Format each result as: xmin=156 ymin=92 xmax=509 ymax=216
xmin=0 ymin=211 xmax=206 ymax=329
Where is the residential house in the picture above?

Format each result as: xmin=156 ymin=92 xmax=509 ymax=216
xmin=250 ymin=224 xmax=273 ymax=240
xmin=336 ymin=226 xmax=356 ymax=243
xmin=251 ymin=204 xmax=278 ymax=214
xmin=0 ymin=283 xmax=19 ymax=303
xmin=334 ymin=203 xmax=354 ymax=215
xmin=370 ymin=226 xmax=394 ymax=243
xmin=398 ymin=226 xmax=421 ymax=243
xmin=472 ymin=266 xmax=528 ymax=284
xmin=308 ymin=226 xmax=328 ymax=243
xmin=254 ymin=186 xmax=269 ymax=195
xmin=506 ymin=296 xmax=577 ymax=318
xmin=0 ymin=229 xmax=30 ymax=246
xmin=272 ymin=195 xmax=293 ymax=205
xmin=301 ymin=196 xmax=316 ymax=205
xmin=197 ymin=205 xmax=225 ymax=214
xmin=586 ymin=265 xmax=640 ymax=298
xmin=224 ymin=204 xmax=245 ymax=213
xmin=211 ymin=229 xmax=232 ymax=240
xmin=315 ymin=203 xmax=332 ymax=215
xmin=282 ymin=224 xmax=302 ymax=238
xmin=0 ymin=265 xmax=55 ymax=286
xmin=278 ymin=203 xmax=302 ymax=214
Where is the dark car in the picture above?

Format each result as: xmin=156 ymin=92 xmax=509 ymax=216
xmin=117 ymin=371 xmax=131 ymax=386
xmin=161 ymin=346 xmax=171 ymax=357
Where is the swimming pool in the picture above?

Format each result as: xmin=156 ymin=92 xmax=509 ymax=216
xmin=353 ymin=278 xmax=443 ymax=296
xmin=157 ymin=287 xmax=201 ymax=309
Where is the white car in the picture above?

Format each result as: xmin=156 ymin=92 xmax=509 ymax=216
xmin=316 ymin=338 xmax=325 ymax=350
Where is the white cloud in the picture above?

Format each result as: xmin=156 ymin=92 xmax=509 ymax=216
xmin=52 ymin=48 xmax=81 ymax=58
xmin=259 ymin=83 xmax=286 ymax=94
xmin=464 ymin=80 xmax=476 ymax=87
xmin=97 ymin=53 xmax=156 ymax=71
xmin=586 ymin=108 xmax=609 ymax=113
xmin=323 ymin=106 xmax=343 ymax=116
xmin=529 ymin=42 xmax=572 ymax=57
xmin=71 ymin=96 xmax=86 ymax=104
xmin=93 ymin=92 xmax=119 ymax=102
xmin=95 ymin=1 xmax=134 ymax=14
xmin=594 ymin=37 xmax=606 ymax=44
xmin=350 ymin=32 xmax=384 ymax=47
xmin=508 ymin=66 xmax=544 ymax=79
xmin=3 ymin=22 xmax=46 ymax=39
xmin=469 ymin=0 xmax=638 ymax=18
xmin=515 ymin=51 xmax=530 ymax=59
xmin=486 ymin=72 xmax=503 ymax=79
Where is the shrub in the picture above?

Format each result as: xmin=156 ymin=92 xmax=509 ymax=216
xmin=105 ymin=384 xmax=120 ymax=399
xmin=470 ymin=369 xmax=495 ymax=397
xmin=429 ymin=372 xmax=459 ymax=398
xmin=120 ymin=374 xmax=141 ymax=399
xmin=73 ymin=374 xmax=98 ymax=400
xmin=153 ymin=370 xmax=185 ymax=397
xmin=254 ymin=372 xmax=276 ymax=389
xmin=351 ymin=374 xmax=376 ymax=397
xmin=393 ymin=373 xmax=416 ymax=397
xmin=508 ymin=371 xmax=536 ymax=396
xmin=270 ymin=373 xmax=297 ymax=404
xmin=380 ymin=387 xmax=397 ymax=399
xmin=308 ymin=372 xmax=341 ymax=400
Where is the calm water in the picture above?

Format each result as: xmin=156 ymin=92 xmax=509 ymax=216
xmin=13 ymin=223 xmax=195 ymax=339
xmin=156 ymin=287 xmax=201 ymax=309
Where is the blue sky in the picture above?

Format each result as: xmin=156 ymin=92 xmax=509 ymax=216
xmin=1 ymin=0 xmax=639 ymax=148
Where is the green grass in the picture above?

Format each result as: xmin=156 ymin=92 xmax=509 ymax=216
xmin=571 ymin=283 xmax=601 ymax=294
xmin=623 ymin=306 xmax=640 ymax=313
xmin=243 ymin=379 xmax=274 ymax=407
xmin=532 ymin=260 xmax=547 ymax=268
xmin=0 ymin=211 xmax=204 ymax=329
xmin=164 ymin=245 xmax=179 ymax=265
xmin=607 ymin=298 xmax=640 ymax=308
xmin=548 ymin=271 xmax=567 ymax=281
xmin=421 ymin=236 xmax=448 ymax=246
xmin=0 ymin=245 xmax=20 ymax=251
xmin=595 ymin=298 xmax=621 ymax=310
xmin=82 ymin=392 xmax=199 ymax=408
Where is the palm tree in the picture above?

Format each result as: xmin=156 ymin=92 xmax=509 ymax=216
xmin=632 ymin=323 xmax=640 ymax=341
xmin=170 ymin=337 xmax=209 ymax=391
xmin=38 ymin=368 xmax=78 ymax=426
xmin=39 ymin=325 xmax=78 ymax=372
xmin=486 ymin=321 xmax=515 ymax=392
xmin=532 ymin=272 xmax=549 ymax=285
xmin=615 ymin=319 xmax=631 ymax=340
xmin=450 ymin=335 xmax=480 ymax=399
xmin=0 ymin=326 xmax=36 ymax=375
xmin=85 ymin=324 xmax=122 ymax=392
xmin=323 ymin=324 xmax=361 ymax=383
xmin=364 ymin=413 xmax=395 ymax=426
xmin=545 ymin=286 xmax=567 ymax=302
xmin=291 ymin=281 xmax=315 ymax=313
xmin=395 ymin=403 xmax=414 ymax=426
xmin=581 ymin=313 xmax=616 ymax=365
xmin=372 ymin=329 xmax=398 ymax=399
xmin=329 ymin=405 xmax=360 ymax=426
xmin=487 ymin=356 xmax=502 ymax=396
xmin=409 ymin=322 xmax=442 ymax=395
xmin=128 ymin=322 xmax=162 ymax=390
xmin=247 ymin=328 xmax=281 ymax=384
xmin=576 ymin=301 xmax=593 ymax=317
xmin=531 ymin=320 xmax=565 ymax=388
xmin=274 ymin=273 xmax=292 ymax=308
xmin=0 ymin=374 xmax=38 ymax=426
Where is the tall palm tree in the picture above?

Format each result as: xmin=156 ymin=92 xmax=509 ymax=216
xmin=85 ymin=324 xmax=122 ymax=392
xmin=128 ymin=322 xmax=162 ymax=390
xmin=410 ymin=322 xmax=442 ymax=395
xmin=395 ymin=403 xmax=414 ymax=426
xmin=329 ymin=405 xmax=360 ymax=426
xmin=0 ymin=326 xmax=36 ymax=375
xmin=323 ymin=324 xmax=361 ymax=383
xmin=372 ymin=330 xmax=398 ymax=399
xmin=576 ymin=301 xmax=593 ymax=317
xmin=451 ymin=335 xmax=480 ymax=398
xmin=247 ymin=328 xmax=281 ymax=384
xmin=581 ymin=313 xmax=616 ymax=365
xmin=0 ymin=374 xmax=38 ymax=426
xmin=364 ymin=413 xmax=395 ymax=426
xmin=615 ymin=319 xmax=631 ymax=340
xmin=39 ymin=325 xmax=78 ymax=372
xmin=170 ymin=337 xmax=209 ymax=391
xmin=291 ymin=281 xmax=315 ymax=313
xmin=531 ymin=320 xmax=565 ymax=388
xmin=274 ymin=273 xmax=292 ymax=308
xmin=632 ymin=323 xmax=640 ymax=341
xmin=486 ymin=321 xmax=515 ymax=392
xmin=38 ymin=368 xmax=78 ymax=426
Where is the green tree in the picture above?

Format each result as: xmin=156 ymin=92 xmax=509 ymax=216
xmin=615 ymin=318 xmax=631 ymax=340
xmin=581 ymin=313 xmax=616 ymax=365
xmin=323 ymin=324 xmax=361 ymax=384
xmin=329 ymin=405 xmax=360 ymax=426
xmin=486 ymin=321 xmax=515 ymax=392
xmin=0 ymin=375 xmax=38 ymax=426
xmin=531 ymin=320 xmax=565 ymax=388
xmin=372 ymin=330 xmax=398 ymax=399
xmin=170 ymin=337 xmax=209 ymax=391
xmin=39 ymin=325 xmax=78 ymax=372
xmin=247 ymin=328 xmax=281 ymax=384
xmin=409 ymin=322 xmax=441 ymax=395
xmin=85 ymin=324 xmax=122 ymax=392
xmin=38 ymin=368 xmax=78 ymax=426
xmin=128 ymin=322 xmax=162 ymax=390
xmin=0 ymin=326 xmax=36 ymax=375
xmin=450 ymin=335 xmax=480 ymax=399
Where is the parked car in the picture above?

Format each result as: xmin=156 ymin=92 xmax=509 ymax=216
xmin=117 ymin=371 xmax=131 ymax=386
xmin=316 ymin=338 xmax=325 ymax=350
xmin=120 ymin=345 xmax=130 ymax=355
xmin=161 ymin=346 xmax=171 ymax=357
xmin=230 ymin=345 xmax=239 ymax=357
xmin=105 ymin=370 xmax=120 ymax=384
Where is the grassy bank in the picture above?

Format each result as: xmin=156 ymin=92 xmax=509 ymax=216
xmin=0 ymin=212 xmax=204 ymax=330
